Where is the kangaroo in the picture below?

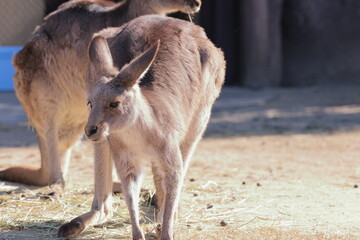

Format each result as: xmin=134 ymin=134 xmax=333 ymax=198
xmin=57 ymin=15 xmax=225 ymax=239
xmin=0 ymin=0 xmax=201 ymax=191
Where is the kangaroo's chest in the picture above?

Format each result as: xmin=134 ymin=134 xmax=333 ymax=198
xmin=108 ymin=129 xmax=157 ymax=162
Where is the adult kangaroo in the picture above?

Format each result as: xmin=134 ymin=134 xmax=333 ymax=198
xmin=58 ymin=15 xmax=225 ymax=239
xmin=0 ymin=0 xmax=201 ymax=190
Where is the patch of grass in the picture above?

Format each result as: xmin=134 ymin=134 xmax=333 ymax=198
xmin=0 ymin=182 xmax=359 ymax=239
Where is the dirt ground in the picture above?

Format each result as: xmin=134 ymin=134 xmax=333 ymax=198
xmin=0 ymin=85 xmax=360 ymax=239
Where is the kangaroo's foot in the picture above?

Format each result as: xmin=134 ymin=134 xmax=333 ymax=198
xmin=57 ymin=209 xmax=112 ymax=238
xmin=0 ymin=166 xmax=54 ymax=186
xmin=57 ymin=216 xmax=86 ymax=238
xmin=40 ymin=184 xmax=64 ymax=199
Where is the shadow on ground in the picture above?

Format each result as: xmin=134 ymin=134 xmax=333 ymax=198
xmin=2 ymin=85 xmax=360 ymax=147
xmin=0 ymin=220 xmax=63 ymax=240
xmin=0 ymin=219 xmax=140 ymax=240
xmin=205 ymin=85 xmax=360 ymax=137
xmin=0 ymin=92 xmax=36 ymax=147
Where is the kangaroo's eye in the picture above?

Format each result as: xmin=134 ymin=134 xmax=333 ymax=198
xmin=87 ymin=101 xmax=92 ymax=108
xmin=109 ymin=102 xmax=120 ymax=109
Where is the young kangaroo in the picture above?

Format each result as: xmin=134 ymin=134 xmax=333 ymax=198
xmin=0 ymin=0 xmax=201 ymax=191
xmin=57 ymin=15 xmax=225 ymax=239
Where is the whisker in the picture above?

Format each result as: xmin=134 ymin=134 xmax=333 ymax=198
xmin=188 ymin=13 xmax=193 ymax=23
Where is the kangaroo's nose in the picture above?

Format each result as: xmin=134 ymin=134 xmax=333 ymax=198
xmin=85 ymin=125 xmax=98 ymax=137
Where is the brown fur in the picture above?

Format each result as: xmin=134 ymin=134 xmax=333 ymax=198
xmin=58 ymin=15 xmax=225 ymax=239
xmin=0 ymin=0 xmax=201 ymax=188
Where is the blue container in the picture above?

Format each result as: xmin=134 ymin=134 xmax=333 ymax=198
xmin=0 ymin=46 xmax=22 ymax=91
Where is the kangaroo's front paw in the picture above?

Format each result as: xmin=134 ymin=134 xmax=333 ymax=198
xmin=156 ymin=224 xmax=162 ymax=240
xmin=43 ymin=184 xmax=63 ymax=198
xmin=57 ymin=217 xmax=85 ymax=238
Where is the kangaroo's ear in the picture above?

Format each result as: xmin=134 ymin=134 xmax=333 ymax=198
xmin=112 ymin=40 xmax=160 ymax=89
xmin=89 ymin=35 xmax=114 ymax=74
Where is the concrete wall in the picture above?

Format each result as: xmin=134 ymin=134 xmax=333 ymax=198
xmin=199 ymin=0 xmax=360 ymax=87
xmin=282 ymin=0 xmax=360 ymax=86
xmin=0 ymin=0 xmax=45 ymax=46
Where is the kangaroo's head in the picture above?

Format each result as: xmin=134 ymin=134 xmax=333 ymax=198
xmin=85 ymin=36 xmax=160 ymax=142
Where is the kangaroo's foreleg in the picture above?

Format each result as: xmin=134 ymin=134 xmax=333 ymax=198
xmin=57 ymin=141 xmax=113 ymax=238
xmin=114 ymin=151 xmax=145 ymax=240
xmin=158 ymin=146 xmax=184 ymax=240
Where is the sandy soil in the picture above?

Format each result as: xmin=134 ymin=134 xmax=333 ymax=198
xmin=0 ymin=85 xmax=360 ymax=239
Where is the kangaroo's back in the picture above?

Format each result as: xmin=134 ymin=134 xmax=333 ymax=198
xmin=102 ymin=15 xmax=225 ymax=122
